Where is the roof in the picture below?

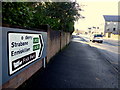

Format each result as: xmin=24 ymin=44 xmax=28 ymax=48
xmin=103 ymin=15 xmax=120 ymax=22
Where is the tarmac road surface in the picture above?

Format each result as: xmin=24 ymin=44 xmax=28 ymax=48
xmin=18 ymin=35 xmax=118 ymax=88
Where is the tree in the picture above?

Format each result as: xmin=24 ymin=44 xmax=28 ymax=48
xmin=2 ymin=2 xmax=34 ymax=27
xmin=44 ymin=2 xmax=81 ymax=32
xmin=2 ymin=1 xmax=82 ymax=33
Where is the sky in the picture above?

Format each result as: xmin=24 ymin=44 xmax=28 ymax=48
xmin=74 ymin=0 xmax=119 ymax=32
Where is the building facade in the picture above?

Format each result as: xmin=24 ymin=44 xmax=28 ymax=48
xmin=103 ymin=15 xmax=120 ymax=38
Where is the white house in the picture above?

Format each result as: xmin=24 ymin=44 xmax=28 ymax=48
xmin=103 ymin=15 xmax=120 ymax=38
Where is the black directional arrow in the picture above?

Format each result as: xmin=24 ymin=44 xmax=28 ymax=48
xmin=38 ymin=35 xmax=44 ymax=58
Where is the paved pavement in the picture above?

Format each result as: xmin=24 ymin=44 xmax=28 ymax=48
xmin=18 ymin=36 xmax=118 ymax=88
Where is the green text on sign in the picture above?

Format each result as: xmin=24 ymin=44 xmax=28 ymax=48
xmin=33 ymin=38 xmax=39 ymax=44
xmin=33 ymin=44 xmax=40 ymax=51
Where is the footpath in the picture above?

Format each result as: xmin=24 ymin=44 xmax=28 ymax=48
xmin=18 ymin=36 xmax=118 ymax=88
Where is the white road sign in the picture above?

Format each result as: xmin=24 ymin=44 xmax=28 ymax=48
xmin=8 ymin=32 xmax=44 ymax=75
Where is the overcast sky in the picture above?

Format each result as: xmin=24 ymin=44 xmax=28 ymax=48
xmin=74 ymin=0 xmax=119 ymax=31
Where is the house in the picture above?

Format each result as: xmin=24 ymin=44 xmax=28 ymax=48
xmin=103 ymin=15 xmax=120 ymax=38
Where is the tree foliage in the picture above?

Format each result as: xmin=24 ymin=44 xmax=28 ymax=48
xmin=2 ymin=2 xmax=34 ymax=27
xmin=2 ymin=2 xmax=82 ymax=33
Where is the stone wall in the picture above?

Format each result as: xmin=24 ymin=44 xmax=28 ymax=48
xmin=104 ymin=33 xmax=120 ymax=40
xmin=47 ymin=29 xmax=71 ymax=62
xmin=2 ymin=25 xmax=71 ymax=89
xmin=47 ymin=29 xmax=61 ymax=62
xmin=2 ymin=58 xmax=44 ymax=88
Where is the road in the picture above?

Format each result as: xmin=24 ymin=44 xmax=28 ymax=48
xmin=18 ymin=35 xmax=118 ymax=88
xmin=79 ymin=34 xmax=119 ymax=71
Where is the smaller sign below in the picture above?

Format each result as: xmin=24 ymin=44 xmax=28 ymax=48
xmin=12 ymin=52 xmax=36 ymax=71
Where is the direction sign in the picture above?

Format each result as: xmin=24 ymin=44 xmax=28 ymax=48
xmin=8 ymin=32 xmax=44 ymax=75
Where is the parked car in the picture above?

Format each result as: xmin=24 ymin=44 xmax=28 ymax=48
xmin=90 ymin=34 xmax=103 ymax=43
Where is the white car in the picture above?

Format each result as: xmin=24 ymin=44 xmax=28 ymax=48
xmin=90 ymin=34 xmax=103 ymax=43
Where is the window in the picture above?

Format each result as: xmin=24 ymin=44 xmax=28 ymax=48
xmin=94 ymin=34 xmax=103 ymax=37
xmin=113 ymin=28 xmax=116 ymax=31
